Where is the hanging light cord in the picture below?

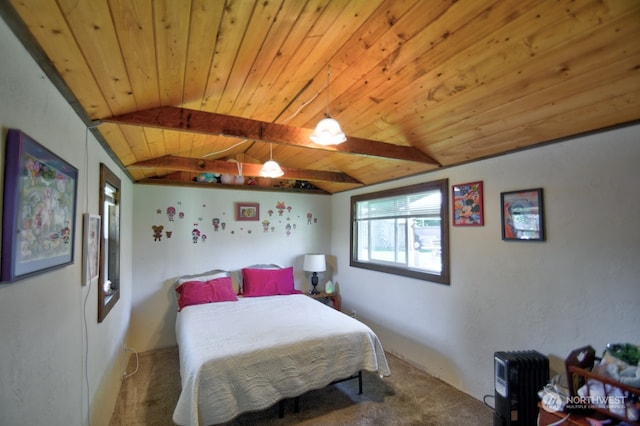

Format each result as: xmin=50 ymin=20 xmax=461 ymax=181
xmin=325 ymin=66 xmax=332 ymax=118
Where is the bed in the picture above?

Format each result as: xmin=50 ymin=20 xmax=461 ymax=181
xmin=171 ymin=267 xmax=391 ymax=426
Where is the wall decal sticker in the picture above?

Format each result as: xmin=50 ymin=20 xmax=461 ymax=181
xmin=152 ymin=225 xmax=164 ymax=241
xmin=167 ymin=206 xmax=176 ymax=221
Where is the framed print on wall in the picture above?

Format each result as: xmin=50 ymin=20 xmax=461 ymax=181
xmin=235 ymin=202 xmax=260 ymax=221
xmin=452 ymin=181 xmax=484 ymax=226
xmin=1 ymin=129 xmax=78 ymax=282
xmin=82 ymin=213 xmax=101 ymax=286
xmin=500 ymin=188 xmax=545 ymax=241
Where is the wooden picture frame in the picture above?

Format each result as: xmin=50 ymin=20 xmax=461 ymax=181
xmin=452 ymin=181 xmax=484 ymax=226
xmin=1 ymin=129 xmax=78 ymax=282
xmin=235 ymin=202 xmax=260 ymax=221
xmin=501 ymin=188 xmax=545 ymax=241
xmin=82 ymin=213 xmax=101 ymax=286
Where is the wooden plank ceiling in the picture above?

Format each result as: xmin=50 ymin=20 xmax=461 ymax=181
xmin=2 ymin=0 xmax=640 ymax=194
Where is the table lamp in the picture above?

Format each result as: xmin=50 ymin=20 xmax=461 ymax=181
xmin=303 ymin=254 xmax=326 ymax=295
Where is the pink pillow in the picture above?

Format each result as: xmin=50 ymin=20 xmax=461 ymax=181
xmin=209 ymin=276 xmax=238 ymax=301
xmin=241 ymin=267 xmax=301 ymax=297
xmin=175 ymin=277 xmax=237 ymax=311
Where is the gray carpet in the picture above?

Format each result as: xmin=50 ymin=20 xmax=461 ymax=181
xmin=110 ymin=346 xmax=493 ymax=425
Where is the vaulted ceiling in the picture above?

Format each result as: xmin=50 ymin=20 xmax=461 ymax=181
xmin=2 ymin=0 xmax=639 ymax=194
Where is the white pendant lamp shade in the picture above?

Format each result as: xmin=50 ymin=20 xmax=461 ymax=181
xmin=260 ymin=144 xmax=284 ymax=178
xmin=310 ymin=117 xmax=347 ymax=145
xmin=311 ymin=65 xmax=346 ymax=145
xmin=260 ymin=159 xmax=284 ymax=178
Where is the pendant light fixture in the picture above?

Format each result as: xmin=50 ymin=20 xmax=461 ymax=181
xmin=260 ymin=143 xmax=284 ymax=178
xmin=310 ymin=66 xmax=347 ymax=145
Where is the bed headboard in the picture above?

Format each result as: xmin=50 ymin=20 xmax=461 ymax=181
xmin=245 ymin=264 xmax=282 ymax=269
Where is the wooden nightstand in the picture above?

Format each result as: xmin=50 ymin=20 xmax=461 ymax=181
xmin=307 ymin=292 xmax=341 ymax=311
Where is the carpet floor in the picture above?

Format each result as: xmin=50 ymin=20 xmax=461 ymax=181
xmin=109 ymin=346 xmax=493 ymax=425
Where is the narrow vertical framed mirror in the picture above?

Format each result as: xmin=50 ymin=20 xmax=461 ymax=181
xmin=98 ymin=163 xmax=121 ymax=323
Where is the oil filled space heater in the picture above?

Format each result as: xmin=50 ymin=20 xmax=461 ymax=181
xmin=494 ymin=350 xmax=549 ymax=426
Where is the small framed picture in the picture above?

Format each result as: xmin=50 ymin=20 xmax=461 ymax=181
xmin=452 ymin=181 xmax=484 ymax=226
xmin=235 ymin=202 xmax=260 ymax=221
xmin=500 ymin=188 xmax=545 ymax=241
xmin=82 ymin=213 xmax=101 ymax=286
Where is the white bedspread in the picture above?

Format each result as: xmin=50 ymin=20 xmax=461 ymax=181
xmin=172 ymin=294 xmax=390 ymax=425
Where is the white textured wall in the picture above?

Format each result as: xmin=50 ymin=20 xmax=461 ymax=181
xmin=331 ymin=124 xmax=640 ymax=401
xmin=129 ymin=185 xmax=332 ymax=351
xmin=0 ymin=18 xmax=133 ymax=426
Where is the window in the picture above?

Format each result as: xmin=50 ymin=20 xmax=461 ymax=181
xmin=98 ymin=163 xmax=121 ymax=322
xmin=350 ymin=179 xmax=449 ymax=284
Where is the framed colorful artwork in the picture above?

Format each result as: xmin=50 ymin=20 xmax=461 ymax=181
xmin=500 ymin=188 xmax=545 ymax=241
xmin=82 ymin=213 xmax=101 ymax=287
xmin=1 ymin=129 xmax=78 ymax=282
xmin=452 ymin=181 xmax=484 ymax=226
xmin=235 ymin=202 xmax=260 ymax=221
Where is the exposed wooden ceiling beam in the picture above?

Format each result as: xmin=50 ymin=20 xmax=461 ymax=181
xmin=103 ymin=106 xmax=440 ymax=165
xmin=128 ymin=155 xmax=363 ymax=184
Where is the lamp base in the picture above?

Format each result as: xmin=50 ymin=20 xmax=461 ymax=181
xmin=310 ymin=272 xmax=320 ymax=294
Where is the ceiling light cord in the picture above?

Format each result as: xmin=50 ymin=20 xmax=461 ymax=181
xmin=325 ymin=66 xmax=331 ymax=118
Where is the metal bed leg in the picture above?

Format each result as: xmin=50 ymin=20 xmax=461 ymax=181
xmin=278 ymin=400 xmax=285 ymax=418
xmin=294 ymin=396 xmax=299 ymax=413
xmin=358 ymin=371 xmax=363 ymax=394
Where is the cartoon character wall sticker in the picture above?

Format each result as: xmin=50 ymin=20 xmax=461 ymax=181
xmin=167 ymin=206 xmax=176 ymax=221
xmin=152 ymin=225 xmax=164 ymax=241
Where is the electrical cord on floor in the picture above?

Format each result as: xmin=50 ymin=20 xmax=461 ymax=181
xmin=537 ymin=411 xmax=570 ymax=426
xmin=122 ymin=345 xmax=139 ymax=380
xmin=483 ymin=394 xmax=495 ymax=411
